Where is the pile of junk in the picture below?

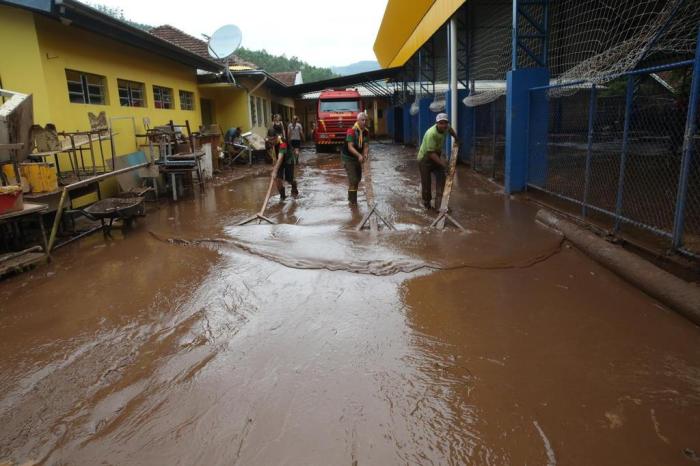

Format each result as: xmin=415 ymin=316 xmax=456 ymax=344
xmin=0 ymin=87 xmax=218 ymax=278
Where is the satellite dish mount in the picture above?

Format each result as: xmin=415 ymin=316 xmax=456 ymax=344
xmin=206 ymin=24 xmax=242 ymax=84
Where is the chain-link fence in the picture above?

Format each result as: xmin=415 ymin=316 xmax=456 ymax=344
xmin=471 ymin=96 xmax=506 ymax=180
xmin=527 ymin=62 xmax=699 ymax=257
xmin=683 ymin=132 xmax=700 ymax=253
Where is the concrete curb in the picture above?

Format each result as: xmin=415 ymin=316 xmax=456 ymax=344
xmin=536 ymin=209 xmax=700 ymax=326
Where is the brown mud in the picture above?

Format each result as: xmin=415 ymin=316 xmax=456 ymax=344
xmin=0 ymin=143 xmax=698 ymax=465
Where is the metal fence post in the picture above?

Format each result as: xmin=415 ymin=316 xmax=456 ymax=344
xmin=671 ymin=27 xmax=700 ymax=250
xmin=491 ymin=99 xmax=497 ymax=179
xmin=472 ymin=109 xmax=477 ymax=170
xmin=614 ymin=75 xmax=636 ymax=233
xmin=582 ymin=84 xmax=597 ymax=218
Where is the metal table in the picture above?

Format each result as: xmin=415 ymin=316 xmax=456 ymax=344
xmin=0 ymin=202 xmax=50 ymax=275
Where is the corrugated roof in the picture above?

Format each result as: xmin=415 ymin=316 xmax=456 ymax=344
xmin=150 ymin=25 xmax=258 ymax=70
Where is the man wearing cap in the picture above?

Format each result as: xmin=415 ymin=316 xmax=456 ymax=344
xmin=417 ymin=113 xmax=459 ymax=210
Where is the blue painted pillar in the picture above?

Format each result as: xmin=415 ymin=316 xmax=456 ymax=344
xmin=418 ymin=97 xmax=433 ymax=145
xmin=505 ymin=67 xmax=549 ymax=193
xmin=672 ymin=26 xmax=700 ymax=249
xmin=527 ymin=85 xmax=549 ymax=187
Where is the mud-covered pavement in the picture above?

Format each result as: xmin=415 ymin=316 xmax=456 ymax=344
xmin=1 ymin=143 xmax=699 ymax=465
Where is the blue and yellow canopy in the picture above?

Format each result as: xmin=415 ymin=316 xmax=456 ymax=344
xmin=373 ymin=0 xmax=466 ymax=68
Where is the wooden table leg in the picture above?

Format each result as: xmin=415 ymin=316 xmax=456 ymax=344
xmin=37 ymin=213 xmax=51 ymax=261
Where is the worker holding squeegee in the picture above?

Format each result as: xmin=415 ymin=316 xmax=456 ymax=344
xmin=276 ymin=138 xmax=298 ymax=200
xmin=341 ymin=112 xmax=370 ymax=206
xmin=418 ymin=113 xmax=459 ymax=210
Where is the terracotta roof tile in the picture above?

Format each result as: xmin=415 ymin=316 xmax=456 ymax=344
xmin=150 ymin=25 xmax=257 ymax=69
xmin=271 ymin=71 xmax=299 ymax=86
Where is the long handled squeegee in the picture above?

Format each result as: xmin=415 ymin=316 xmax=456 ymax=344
xmin=237 ymin=154 xmax=285 ymax=226
xmin=430 ymin=145 xmax=466 ymax=231
xmin=355 ymin=153 xmax=395 ymax=232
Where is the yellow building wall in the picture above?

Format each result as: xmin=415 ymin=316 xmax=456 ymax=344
xmin=0 ymin=8 xmax=203 ymax=159
xmin=0 ymin=5 xmax=51 ymax=124
xmin=198 ymin=85 xmax=249 ymax=134
xmin=32 ymin=14 xmax=202 ymax=157
xmin=200 ymin=78 xmax=295 ymax=138
xmin=1 ymin=7 xmax=206 ymax=203
xmin=242 ymin=76 xmax=295 ymax=137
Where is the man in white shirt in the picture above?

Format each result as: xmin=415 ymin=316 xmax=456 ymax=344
xmin=287 ymin=116 xmax=304 ymax=197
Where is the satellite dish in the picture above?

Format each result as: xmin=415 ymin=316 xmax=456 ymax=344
xmin=207 ymin=24 xmax=242 ymax=60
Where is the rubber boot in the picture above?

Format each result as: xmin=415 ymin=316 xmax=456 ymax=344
xmin=279 ymin=186 xmax=286 ymax=200
xmin=291 ymin=182 xmax=299 ymax=197
xmin=348 ymin=190 xmax=358 ymax=205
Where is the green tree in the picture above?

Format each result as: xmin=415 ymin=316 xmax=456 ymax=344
xmin=235 ymin=48 xmax=337 ymax=83
xmin=91 ymin=3 xmax=337 ymax=83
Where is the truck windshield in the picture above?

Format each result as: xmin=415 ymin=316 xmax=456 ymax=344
xmin=320 ymin=100 xmax=360 ymax=112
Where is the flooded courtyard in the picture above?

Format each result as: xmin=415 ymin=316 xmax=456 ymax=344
xmin=1 ymin=143 xmax=699 ymax=465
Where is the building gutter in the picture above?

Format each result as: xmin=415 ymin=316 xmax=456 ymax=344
xmin=0 ymin=0 xmax=52 ymax=13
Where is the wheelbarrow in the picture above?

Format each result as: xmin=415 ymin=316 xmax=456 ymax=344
xmin=73 ymin=196 xmax=145 ymax=236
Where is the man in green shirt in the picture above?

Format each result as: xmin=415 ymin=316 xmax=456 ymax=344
xmin=418 ymin=113 xmax=459 ymax=209
xmin=341 ymin=113 xmax=370 ymax=205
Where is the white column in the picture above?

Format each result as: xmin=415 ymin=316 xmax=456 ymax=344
xmin=449 ymin=17 xmax=458 ymax=147
xmin=373 ymin=99 xmax=379 ymax=135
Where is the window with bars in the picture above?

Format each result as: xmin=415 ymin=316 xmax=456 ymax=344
xmin=66 ymin=69 xmax=107 ymax=105
xmin=118 ymin=79 xmax=145 ymax=107
xmin=179 ymin=90 xmax=194 ymax=110
xmin=153 ymin=85 xmax=173 ymax=109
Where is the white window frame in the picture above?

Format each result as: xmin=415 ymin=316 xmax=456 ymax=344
xmin=66 ymin=69 xmax=107 ymax=105
xmin=179 ymin=90 xmax=194 ymax=111
xmin=153 ymin=85 xmax=173 ymax=109
xmin=118 ymin=79 xmax=145 ymax=107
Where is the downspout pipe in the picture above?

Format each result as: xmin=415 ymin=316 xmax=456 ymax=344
xmin=536 ymin=209 xmax=700 ymax=326
xmin=250 ymin=75 xmax=268 ymax=95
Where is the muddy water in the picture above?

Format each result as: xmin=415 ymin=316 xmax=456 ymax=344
xmin=0 ymin=144 xmax=699 ymax=465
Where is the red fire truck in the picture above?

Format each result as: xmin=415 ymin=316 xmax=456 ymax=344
xmin=314 ymin=89 xmax=364 ymax=152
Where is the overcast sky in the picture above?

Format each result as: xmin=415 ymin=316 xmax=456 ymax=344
xmin=88 ymin=0 xmax=389 ymax=68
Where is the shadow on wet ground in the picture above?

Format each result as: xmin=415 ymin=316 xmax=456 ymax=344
xmin=0 ymin=143 xmax=699 ymax=465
